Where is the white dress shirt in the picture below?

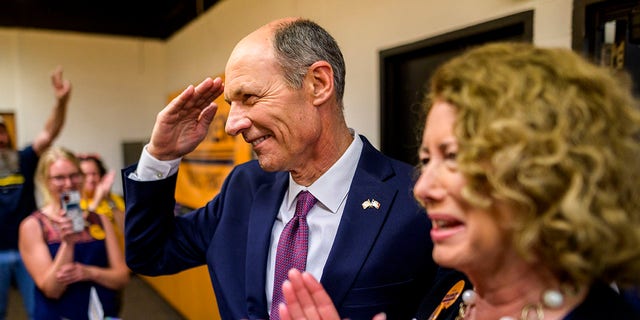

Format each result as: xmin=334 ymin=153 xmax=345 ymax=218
xmin=266 ymin=133 xmax=362 ymax=312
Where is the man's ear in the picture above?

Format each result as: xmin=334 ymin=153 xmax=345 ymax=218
xmin=307 ymin=61 xmax=334 ymax=106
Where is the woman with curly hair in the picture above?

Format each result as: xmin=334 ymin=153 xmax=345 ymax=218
xmin=276 ymin=42 xmax=640 ymax=319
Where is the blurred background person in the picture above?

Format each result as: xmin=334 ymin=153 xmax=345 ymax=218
xmin=0 ymin=66 xmax=70 ymax=319
xmin=278 ymin=42 xmax=640 ymax=320
xmin=78 ymin=153 xmax=125 ymax=247
xmin=18 ymin=147 xmax=129 ymax=320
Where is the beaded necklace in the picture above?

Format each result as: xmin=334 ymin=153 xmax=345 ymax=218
xmin=455 ymin=288 xmax=564 ymax=320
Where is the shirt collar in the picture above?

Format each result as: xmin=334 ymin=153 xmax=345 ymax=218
xmin=286 ymin=130 xmax=363 ymax=213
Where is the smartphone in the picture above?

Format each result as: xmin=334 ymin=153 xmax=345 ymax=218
xmin=61 ymin=190 xmax=85 ymax=232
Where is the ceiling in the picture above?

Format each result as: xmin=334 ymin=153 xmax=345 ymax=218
xmin=0 ymin=0 xmax=221 ymax=40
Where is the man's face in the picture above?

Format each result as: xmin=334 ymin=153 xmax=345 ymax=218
xmin=0 ymin=125 xmax=10 ymax=150
xmin=223 ymin=29 xmax=321 ymax=173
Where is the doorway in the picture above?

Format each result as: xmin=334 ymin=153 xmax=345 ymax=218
xmin=379 ymin=11 xmax=534 ymax=166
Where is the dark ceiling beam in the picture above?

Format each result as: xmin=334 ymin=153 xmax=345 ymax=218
xmin=0 ymin=0 xmax=219 ymax=39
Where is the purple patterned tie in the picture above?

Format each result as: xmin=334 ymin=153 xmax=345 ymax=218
xmin=271 ymin=191 xmax=317 ymax=319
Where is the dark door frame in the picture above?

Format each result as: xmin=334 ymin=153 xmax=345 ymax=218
xmin=379 ymin=11 xmax=534 ymax=166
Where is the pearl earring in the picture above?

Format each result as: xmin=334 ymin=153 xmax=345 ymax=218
xmin=542 ymin=289 xmax=564 ymax=308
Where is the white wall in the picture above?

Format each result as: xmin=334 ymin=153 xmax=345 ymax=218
xmin=0 ymin=0 xmax=574 ymax=194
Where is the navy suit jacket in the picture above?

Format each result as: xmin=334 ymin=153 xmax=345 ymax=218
xmin=123 ymin=136 xmax=436 ymax=319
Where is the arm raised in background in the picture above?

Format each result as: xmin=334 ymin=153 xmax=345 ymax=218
xmin=33 ymin=66 xmax=72 ymax=155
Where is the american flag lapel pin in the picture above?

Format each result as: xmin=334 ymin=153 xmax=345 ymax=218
xmin=362 ymin=199 xmax=380 ymax=210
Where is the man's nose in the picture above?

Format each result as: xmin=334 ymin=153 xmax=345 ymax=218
xmin=225 ymin=103 xmax=251 ymax=136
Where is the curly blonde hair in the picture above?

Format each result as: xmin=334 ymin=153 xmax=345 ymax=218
xmin=427 ymin=42 xmax=640 ymax=289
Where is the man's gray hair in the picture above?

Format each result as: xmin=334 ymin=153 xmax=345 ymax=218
xmin=272 ymin=19 xmax=346 ymax=106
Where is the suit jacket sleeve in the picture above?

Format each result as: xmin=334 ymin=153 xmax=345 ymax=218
xmin=122 ymin=163 xmax=222 ymax=275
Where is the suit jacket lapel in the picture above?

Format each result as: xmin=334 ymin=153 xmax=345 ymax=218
xmin=245 ymin=173 xmax=288 ymax=318
xmin=320 ymin=137 xmax=397 ymax=309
